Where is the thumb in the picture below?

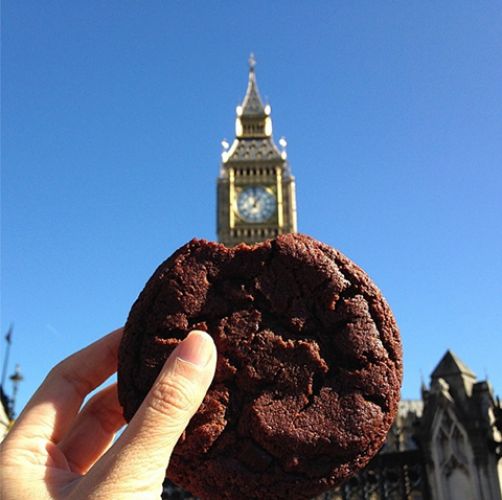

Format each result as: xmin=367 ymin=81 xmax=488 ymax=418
xmin=86 ymin=330 xmax=217 ymax=496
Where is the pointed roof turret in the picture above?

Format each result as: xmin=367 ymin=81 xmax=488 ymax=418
xmin=240 ymin=53 xmax=268 ymax=117
xmin=431 ymin=350 xmax=477 ymax=399
xmin=431 ymin=350 xmax=476 ymax=381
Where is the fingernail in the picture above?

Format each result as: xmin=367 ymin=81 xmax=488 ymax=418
xmin=176 ymin=330 xmax=214 ymax=367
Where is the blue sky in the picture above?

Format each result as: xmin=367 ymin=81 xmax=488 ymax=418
xmin=2 ymin=1 xmax=501 ymax=413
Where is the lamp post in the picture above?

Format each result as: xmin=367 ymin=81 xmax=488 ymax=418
xmin=9 ymin=364 xmax=23 ymax=419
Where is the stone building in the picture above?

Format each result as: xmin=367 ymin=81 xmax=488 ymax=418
xmin=416 ymin=351 xmax=502 ymax=500
xmin=0 ymin=386 xmax=12 ymax=440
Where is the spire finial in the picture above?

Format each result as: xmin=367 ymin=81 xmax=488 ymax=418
xmin=249 ymin=53 xmax=256 ymax=72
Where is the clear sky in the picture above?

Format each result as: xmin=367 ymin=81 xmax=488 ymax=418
xmin=2 ymin=1 xmax=502 ymax=414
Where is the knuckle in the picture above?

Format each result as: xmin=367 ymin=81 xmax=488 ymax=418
xmin=147 ymin=377 xmax=196 ymax=417
xmin=47 ymin=361 xmax=65 ymax=381
xmin=48 ymin=361 xmax=93 ymax=399
xmin=87 ymin=398 xmax=124 ymax=434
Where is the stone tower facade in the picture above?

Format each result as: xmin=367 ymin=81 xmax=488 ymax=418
xmin=217 ymin=55 xmax=297 ymax=246
xmin=417 ymin=351 xmax=502 ymax=500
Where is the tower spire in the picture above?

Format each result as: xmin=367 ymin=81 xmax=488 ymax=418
xmin=240 ymin=53 xmax=267 ymax=118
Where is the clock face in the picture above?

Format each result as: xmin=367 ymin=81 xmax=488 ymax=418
xmin=236 ymin=186 xmax=276 ymax=223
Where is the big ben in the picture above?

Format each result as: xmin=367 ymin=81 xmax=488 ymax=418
xmin=217 ymin=55 xmax=297 ymax=246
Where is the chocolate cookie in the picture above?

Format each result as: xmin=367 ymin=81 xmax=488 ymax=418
xmin=118 ymin=234 xmax=402 ymax=499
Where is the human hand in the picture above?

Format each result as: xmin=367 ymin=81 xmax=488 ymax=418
xmin=0 ymin=328 xmax=217 ymax=499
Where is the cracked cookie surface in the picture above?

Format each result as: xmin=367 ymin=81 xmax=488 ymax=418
xmin=118 ymin=234 xmax=402 ymax=499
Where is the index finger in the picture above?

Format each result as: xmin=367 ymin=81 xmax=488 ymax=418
xmin=8 ymin=328 xmax=123 ymax=444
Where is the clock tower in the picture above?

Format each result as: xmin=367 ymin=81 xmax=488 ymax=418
xmin=217 ymin=55 xmax=297 ymax=246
